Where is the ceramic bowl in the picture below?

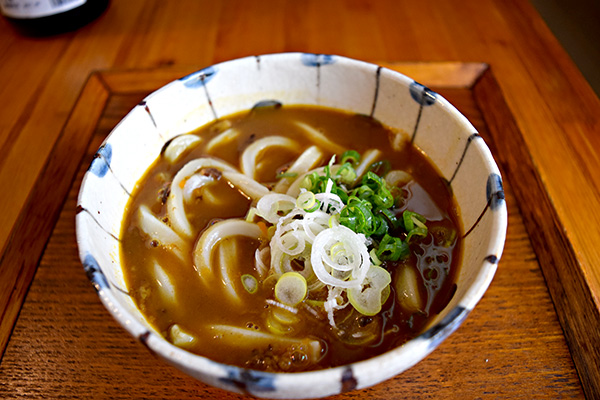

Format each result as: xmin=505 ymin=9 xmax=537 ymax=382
xmin=76 ymin=53 xmax=507 ymax=399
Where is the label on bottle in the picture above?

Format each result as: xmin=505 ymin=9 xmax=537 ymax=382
xmin=0 ymin=0 xmax=86 ymax=19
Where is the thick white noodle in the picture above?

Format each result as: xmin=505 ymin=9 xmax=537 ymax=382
xmin=273 ymin=145 xmax=324 ymax=193
xmin=221 ymin=170 xmax=270 ymax=201
xmin=152 ymin=260 xmax=176 ymax=304
xmin=353 ymin=149 xmax=383 ymax=182
xmin=208 ymin=324 xmax=322 ymax=361
xmin=167 ymin=158 xmax=237 ymax=238
xmin=205 ymin=127 xmax=240 ymax=154
xmin=218 ymin=238 xmax=241 ymax=304
xmin=163 ymin=134 xmax=202 ymax=164
xmin=241 ymin=136 xmax=299 ymax=180
xmin=182 ymin=174 xmax=215 ymax=203
xmin=137 ymin=205 xmax=188 ymax=261
xmin=391 ymin=130 xmax=409 ymax=151
xmin=293 ymin=121 xmax=345 ymax=155
xmin=193 ymin=219 xmax=262 ymax=278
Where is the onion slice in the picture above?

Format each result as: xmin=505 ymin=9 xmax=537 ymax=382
xmin=347 ymin=265 xmax=391 ymax=316
xmin=275 ymin=272 xmax=308 ymax=306
xmin=310 ymin=225 xmax=370 ymax=289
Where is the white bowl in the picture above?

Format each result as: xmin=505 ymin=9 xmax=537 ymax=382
xmin=76 ymin=53 xmax=507 ymax=399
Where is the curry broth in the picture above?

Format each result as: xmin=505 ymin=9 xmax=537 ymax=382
xmin=120 ymin=105 xmax=462 ymax=371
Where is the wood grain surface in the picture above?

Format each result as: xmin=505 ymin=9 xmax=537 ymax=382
xmin=1 ymin=0 xmax=599 ymax=398
xmin=0 ymin=66 xmax=585 ymax=399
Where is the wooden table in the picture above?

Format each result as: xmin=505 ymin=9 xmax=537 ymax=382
xmin=0 ymin=1 xmax=598 ymax=398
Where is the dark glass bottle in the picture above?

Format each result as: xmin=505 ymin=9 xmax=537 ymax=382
xmin=0 ymin=0 xmax=109 ymax=36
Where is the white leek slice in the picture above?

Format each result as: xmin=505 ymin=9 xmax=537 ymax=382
xmin=254 ymin=247 xmax=270 ymax=278
xmin=275 ymin=272 xmax=308 ymax=306
xmin=310 ymin=225 xmax=370 ymax=289
xmin=241 ymin=274 xmax=258 ymax=294
xmin=256 ymin=193 xmax=296 ymax=224
xmin=347 ymin=265 xmax=391 ymax=316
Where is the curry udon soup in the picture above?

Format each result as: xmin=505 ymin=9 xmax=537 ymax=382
xmin=120 ymin=105 xmax=462 ymax=372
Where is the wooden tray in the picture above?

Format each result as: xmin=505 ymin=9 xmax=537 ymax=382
xmin=0 ymin=63 xmax=594 ymax=398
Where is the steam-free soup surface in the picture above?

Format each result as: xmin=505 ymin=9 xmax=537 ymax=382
xmin=121 ymin=105 xmax=462 ymax=372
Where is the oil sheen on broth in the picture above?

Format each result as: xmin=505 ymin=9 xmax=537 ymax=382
xmin=120 ymin=105 xmax=462 ymax=372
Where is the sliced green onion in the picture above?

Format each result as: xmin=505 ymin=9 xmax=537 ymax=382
xmin=276 ymin=171 xmax=299 ymax=179
xmin=341 ymin=150 xmax=361 ymax=166
xmin=372 ymin=215 xmax=389 ymax=237
xmin=406 ymin=226 xmax=428 ymax=242
xmin=403 ymin=210 xmax=428 ymax=242
xmin=379 ymin=208 xmax=400 ymax=229
xmin=241 ymin=274 xmax=258 ymax=294
xmin=336 ymin=162 xmax=357 ymax=185
xmin=376 ymin=234 xmax=410 ymax=261
xmin=369 ymin=248 xmax=382 ymax=266
xmin=245 ymin=207 xmax=257 ymax=222
xmin=275 ymin=272 xmax=308 ymax=306
xmin=297 ymin=191 xmax=320 ymax=212
xmin=430 ymin=225 xmax=457 ymax=247
xmin=368 ymin=160 xmax=391 ymax=177
xmin=340 ymin=197 xmax=376 ymax=235
xmin=402 ymin=210 xmax=426 ymax=231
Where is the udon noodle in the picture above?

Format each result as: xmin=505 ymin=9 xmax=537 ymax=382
xmin=120 ymin=105 xmax=462 ymax=372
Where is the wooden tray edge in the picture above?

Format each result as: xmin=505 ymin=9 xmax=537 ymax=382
xmin=473 ymin=68 xmax=599 ymax=398
xmin=0 ymin=72 xmax=110 ymax=360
